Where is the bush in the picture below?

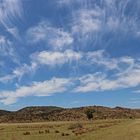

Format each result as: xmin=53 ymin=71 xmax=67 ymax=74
xmin=85 ymin=109 xmax=95 ymax=120
xmin=45 ymin=129 xmax=50 ymax=133
xmin=61 ymin=133 xmax=65 ymax=136
xmin=61 ymin=133 xmax=70 ymax=136
xmin=23 ymin=131 xmax=30 ymax=135
xmin=55 ymin=130 xmax=60 ymax=133
xmin=39 ymin=130 xmax=44 ymax=134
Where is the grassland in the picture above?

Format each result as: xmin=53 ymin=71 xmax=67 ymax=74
xmin=0 ymin=119 xmax=139 ymax=140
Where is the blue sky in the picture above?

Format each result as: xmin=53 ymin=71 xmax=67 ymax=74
xmin=0 ymin=0 xmax=140 ymax=111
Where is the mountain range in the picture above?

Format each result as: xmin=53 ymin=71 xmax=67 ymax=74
xmin=0 ymin=106 xmax=140 ymax=123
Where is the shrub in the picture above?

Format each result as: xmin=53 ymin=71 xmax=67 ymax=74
xmin=85 ymin=109 xmax=95 ymax=120
xmin=61 ymin=133 xmax=70 ymax=136
xmin=23 ymin=131 xmax=30 ymax=135
xmin=55 ymin=130 xmax=60 ymax=133
xmin=45 ymin=129 xmax=50 ymax=133
xmin=61 ymin=133 xmax=65 ymax=136
xmin=65 ymin=133 xmax=70 ymax=136
xmin=39 ymin=130 xmax=44 ymax=134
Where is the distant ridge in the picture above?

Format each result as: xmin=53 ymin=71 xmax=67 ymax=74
xmin=0 ymin=106 xmax=140 ymax=123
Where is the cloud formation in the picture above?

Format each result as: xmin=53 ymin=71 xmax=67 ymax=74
xmin=0 ymin=49 xmax=136 ymax=84
xmin=0 ymin=0 xmax=22 ymax=40
xmin=0 ymin=35 xmax=19 ymax=64
xmin=27 ymin=21 xmax=73 ymax=50
xmin=0 ymin=54 xmax=140 ymax=105
xmin=72 ymin=9 xmax=102 ymax=35
xmin=68 ymin=0 xmax=140 ymax=42
xmin=0 ymin=0 xmax=140 ymax=107
xmin=0 ymin=0 xmax=22 ymax=26
xmin=75 ymin=60 xmax=140 ymax=93
xmin=31 ymin=49 xmax=82 ymax=66
xmin=0 ymin=77 xmax=71 ymax=105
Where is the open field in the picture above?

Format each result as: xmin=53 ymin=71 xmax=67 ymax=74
xmin=0 ymin=119 xmax=139 ymax=140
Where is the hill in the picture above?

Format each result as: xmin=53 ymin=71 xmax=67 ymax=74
xmin=0 ymin=110 xmax=11 ymax=116
xmin=0 ymin=106 xmax=140 ymax=123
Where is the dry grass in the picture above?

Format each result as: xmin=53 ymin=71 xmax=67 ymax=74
xmin=0 ymin=119 xmax=139 ymax=140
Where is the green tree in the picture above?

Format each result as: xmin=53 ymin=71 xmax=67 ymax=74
xmin=85 ymin=109 xmax=95 ymax=120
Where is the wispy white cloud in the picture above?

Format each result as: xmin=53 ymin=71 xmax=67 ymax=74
xmin=1 ymin=55 xmax=140 ymax=105
xmin=0 ymin=62 xmax=37 ymax=83
xmin=1 ymin=0 xmax=140 ymax=107
xmin=7 ymin=27 xmax=20 ymax=40
xmin=68 ymin=0 xmax=140 ymax=41
xmin=75 ymin=72 xmax=127 ymax=93
xmin=0 ymin=35 xmax=19 ymax=64
xmin=0 ymin=77 xmax=72 ymax=105
xmin=31 ymin=49 xmax=82 ymax=66
xmin=31 ymin=49 xmax=134 ymax=72
xmin=0 ymin=0 xmax=22 ymax=70
xmin=0 ymin=49 xmax=81 ymax=83
xmin=26 ymin=21 xmax=73 ymax=50
xmin=0 ymin=0 xmax=23 ymax=41
xmin=72 ymin=9 xmax=103 ymax=36
xmin=1 ymin=59 xmax=140 ymax=105
xmin=75 ymin=61 xmax=140 ymax=93
xmin=0 ymin=35 xmax=13 ymax=56
xmin=0 ymin=0 xmax=22 ymax=26
xmin=86 ymin=50 xmax=134 ymax=71
xmin=0 ymin=49 xmax=135 ymax=84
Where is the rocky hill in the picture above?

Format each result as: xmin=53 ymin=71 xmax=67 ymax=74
xmin=0 ymin=106 xmax=140 ymax=123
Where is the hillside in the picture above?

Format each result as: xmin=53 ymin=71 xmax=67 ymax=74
xmin=0 ymin=110 xmax=11 ymax=116
xmin=0 ymin=106 xmax=140 ymax=123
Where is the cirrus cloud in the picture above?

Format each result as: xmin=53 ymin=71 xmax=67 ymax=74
xmin=0 ymin=77 xmax=72 ymax=105
xmin=26 ymin=21 xmax=73 ymax=50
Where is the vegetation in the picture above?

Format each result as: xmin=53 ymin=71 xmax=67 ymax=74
xmin=0 ymin=119 xmax=139 ymax=140
xmin=0 ymin=106 xmax=140 ymax=123
xmin=85 ymin=109 xmax=95 ymax=120
xmin=0 ymin=106 xmax=139 ymax=140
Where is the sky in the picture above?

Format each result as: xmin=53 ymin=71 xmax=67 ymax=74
xmin=0 ymin=0 xmax=140 ymax=111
